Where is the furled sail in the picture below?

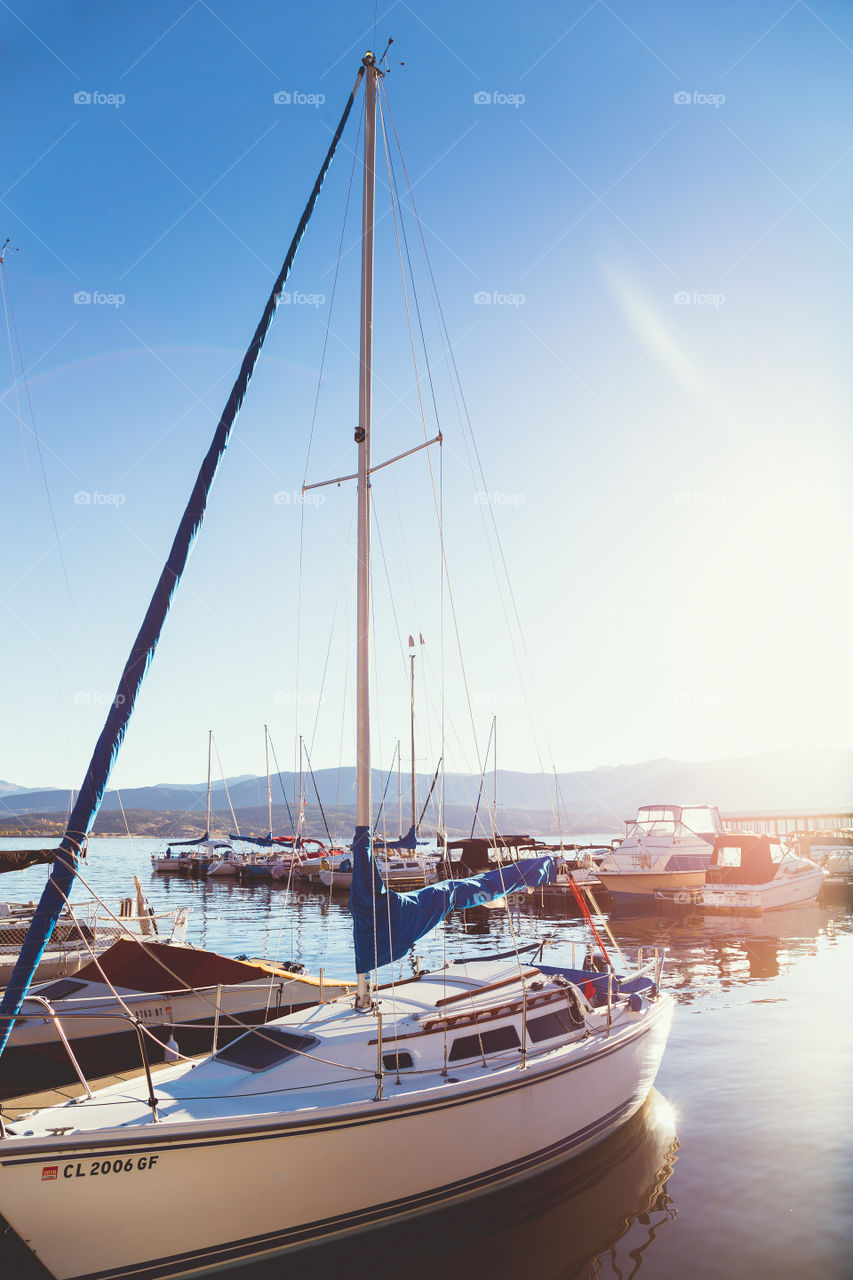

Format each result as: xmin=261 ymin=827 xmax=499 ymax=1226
xmin=0 ymin=67 xmax=365 ymax=1056
xmin=375 ymin=824 xmax=422 ymax=851
xmin=351 ymin=826 xmax=557 ymax=972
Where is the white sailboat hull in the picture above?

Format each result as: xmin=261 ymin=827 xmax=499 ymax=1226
xmin=205 ymin=860 xmax=240 ymax=877
xmin=0 ymin=997 xmax=672 ymax=1280
xmin=0 ymin=946 xmax=91 ymax=987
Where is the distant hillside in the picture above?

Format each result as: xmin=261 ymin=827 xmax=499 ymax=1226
xmin=1 ymin=747 xmax=850 ymax=827
xmin=0 ymin=804 xmax=612 ymax=842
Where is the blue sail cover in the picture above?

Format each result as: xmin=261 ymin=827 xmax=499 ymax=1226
xmin=351 ymin=826 xmax=557 ymax=973
xmin=0 ymin=67 xmax=366 ymax=1058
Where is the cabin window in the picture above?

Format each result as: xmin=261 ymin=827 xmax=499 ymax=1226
xmin=769 ymin=842 xmax=786 ymax=863
xmin=448 ymin=1024 xmax=520 ymax=1062
xmin=383 ymin=1051 xmax=414 ymax=1071
xmin=30 ymin=979 xmax=87 ymax=1002
xmin=526 ymin=1009 xmax=575 ymax=1043
xmin=716 ymin=846 xmax=742 ymax=868
xmin=215 ymin=1028 xmax=318 ymax=1073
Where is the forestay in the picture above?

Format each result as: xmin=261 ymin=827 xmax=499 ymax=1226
xmin=0 ymin=68 xmax=366 ymax=1056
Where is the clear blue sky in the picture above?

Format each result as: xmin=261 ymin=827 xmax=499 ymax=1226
xmin=1 ymin=1 xmax=851 ymax=793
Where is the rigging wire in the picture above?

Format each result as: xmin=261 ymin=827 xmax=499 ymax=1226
xmin=267 ymin=731 xmax=296 ymax=834
xmin=294 ymin=100 xmax=364 ymax=786
xmin=360 ymin=87 xmax=504 ymax=977
xmin=301 ymin=740 xmax=334 ymax=843
xmin=380 ymin=83 xmax=565 ymax=836
xmin=211 ymin=735 xmax=239 ymax=834
xmin=376 ymin=78 xmax=563 ymax=976
xmin=114 ymin=789 xmax=132 ymax=840
xmin=376 ymin=84 xmax=502 ymax=843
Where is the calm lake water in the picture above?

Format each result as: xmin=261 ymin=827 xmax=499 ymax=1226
xmin=1 ymin=837 xmax=850 ymax=1280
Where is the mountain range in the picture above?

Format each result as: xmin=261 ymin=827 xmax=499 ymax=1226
xmin=0 ymin=747 xmax=849 ymax=838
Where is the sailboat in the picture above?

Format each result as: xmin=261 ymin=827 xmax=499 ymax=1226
xmin=0 ymin=52 xmax=673 ymax=1280
xmin=0 ymin=938 xmax=354 ymax=1098
xmin=150 ymin=731 xmax=242 ymax=876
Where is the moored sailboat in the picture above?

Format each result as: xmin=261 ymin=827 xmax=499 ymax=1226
xmin=0 ymin=52 xmax=673 ymax=1280
xmin=0 ymin=938 xmax=353 ymax=1098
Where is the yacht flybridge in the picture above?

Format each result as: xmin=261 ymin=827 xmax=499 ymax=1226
xmin=596 ymin=804 xmax=723 ymax=907
xmin=0 ymin=51 xmax=673 ymax=1280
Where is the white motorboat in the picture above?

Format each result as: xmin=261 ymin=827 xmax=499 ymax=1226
xmin=151 ymin=843 xmax=215 ymax=875
xmin=687 ymin=832 xmax=825 ymax=913
xmin=596 ymin=805 xmax=723 ymax=907
xmin=0 ymin=52 xmax=674 ymax=1280
xmin=791 ymin=828 xmax=853 ymax=894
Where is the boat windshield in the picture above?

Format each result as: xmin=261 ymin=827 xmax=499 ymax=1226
xmin=634 ymin=807 xmax=679 ymax=833
xmin=680 ymin=807 xmax=724 ymax=835
xmin=631 ymin=805 xmax=722 ymax=837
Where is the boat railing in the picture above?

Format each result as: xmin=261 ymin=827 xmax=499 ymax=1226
xmin=12 ymin=995 xmax=95 ymax=1101
xmin=0 ymin=1000 xmax=191 ymax=1125
xmin=0 ymin=902 xmax=190 ymax=953
xmin=0 ymin=998 xmax=164 ymax=1123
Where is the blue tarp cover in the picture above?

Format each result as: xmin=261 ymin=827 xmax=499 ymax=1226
xmin=350 ymin=825 xmax=557 ymax=972
xmin=375 ymin=824 xmax=423 ymax=851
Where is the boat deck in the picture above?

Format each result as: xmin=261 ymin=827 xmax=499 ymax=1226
xmin=1 ymin=960 xmax=653 ymax=1139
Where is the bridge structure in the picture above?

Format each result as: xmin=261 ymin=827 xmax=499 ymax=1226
xmin=721 ymin=810 xmax=852 ymax=836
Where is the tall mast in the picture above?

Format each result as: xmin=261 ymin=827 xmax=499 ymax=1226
xmin=356 ymin=54 xmax=376 ymax=832
xmin=298 ymin=734 xmax=304 ymax=839
xmin=205 ymin=729 xmax=212 ymax=838
xmin=408 ymin=635 xmax=416 ymax=832
xmin=397 ymin=738 xmax=402 ymax=837
xmin=355 ymin=52 xmax=377 ymax=1005
xmin=264 ymin=724 xmax=272 ymax=837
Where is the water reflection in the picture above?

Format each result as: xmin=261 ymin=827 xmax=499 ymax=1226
xmin=1 ymin=840 xmax=849 ymax=1001
xmin=228 ymin=1090 xmax=679 ymax=1280
xmin=485 ymin=894 xmax=851 ymax=1004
